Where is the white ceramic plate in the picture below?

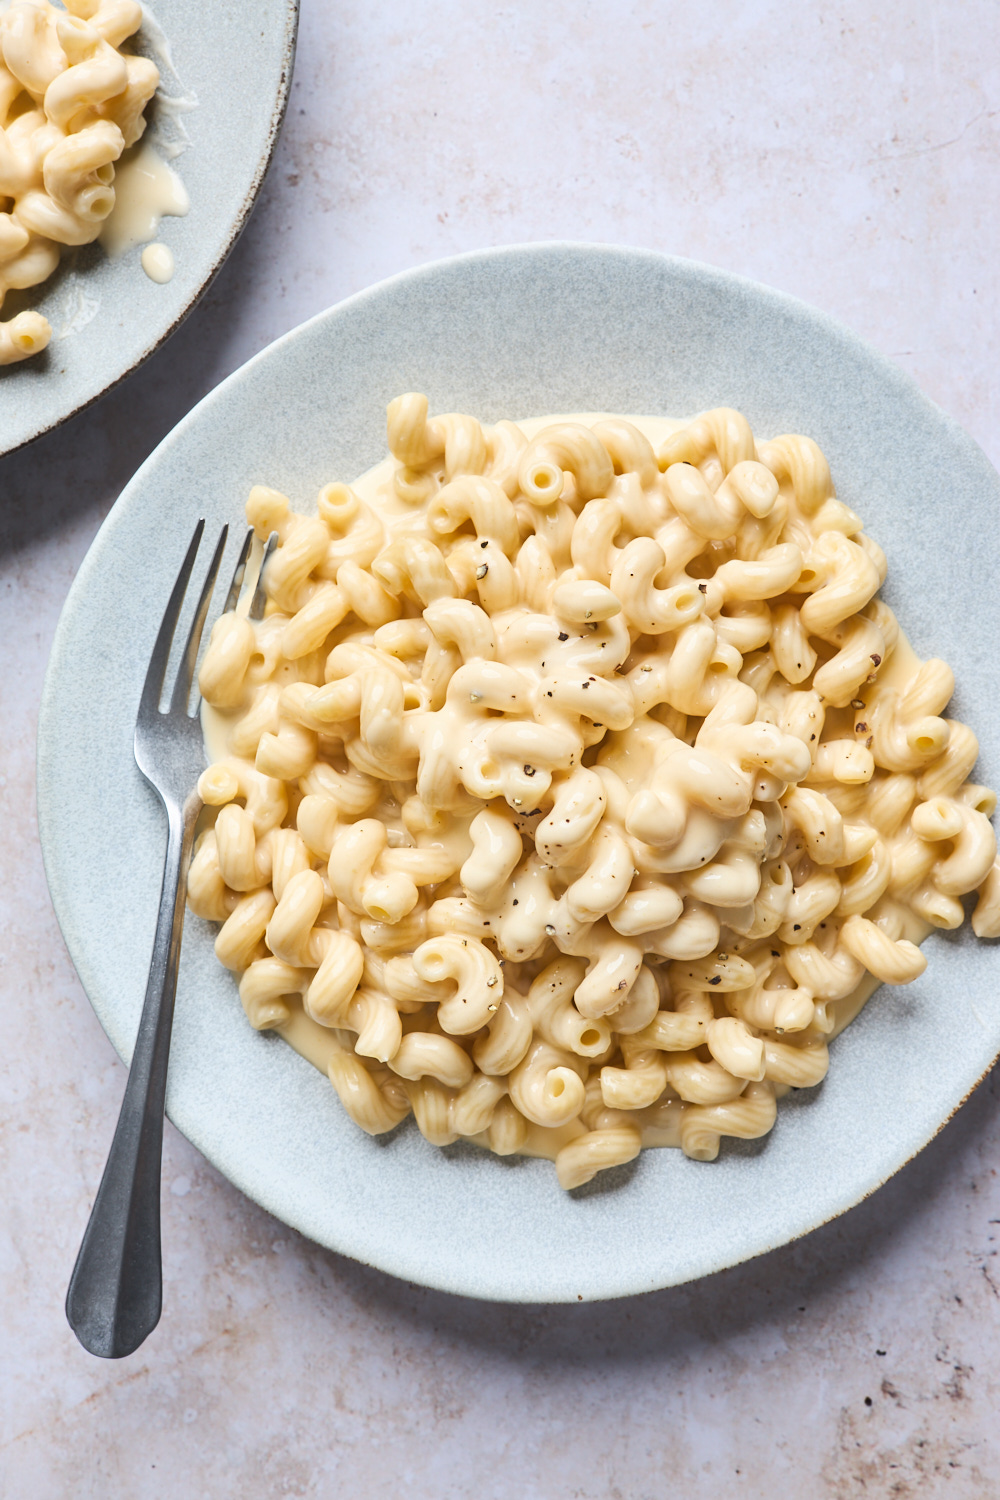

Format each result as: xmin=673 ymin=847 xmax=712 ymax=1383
xmin=37 ymin=245 xmax=1000 ymax=1302
xmin=0 ymin=0 xmax=297 ymax=458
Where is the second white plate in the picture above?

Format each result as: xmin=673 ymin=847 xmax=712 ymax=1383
xmin=1 ymin=0 xmax=298 ymax=457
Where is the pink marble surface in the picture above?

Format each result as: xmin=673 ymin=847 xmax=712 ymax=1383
xmin=2 ymin=0 xmax=1000 ymax=1493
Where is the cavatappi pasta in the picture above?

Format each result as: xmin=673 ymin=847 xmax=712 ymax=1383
xmin=0 ymin=0 xmax=159 ymax=363
xmin=187 ymin=397 xmax=1000 ymax=1189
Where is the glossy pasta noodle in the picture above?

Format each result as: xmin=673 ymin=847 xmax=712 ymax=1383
xmin=188 ymin=396 xmax=1000 ymax=1189
xmin=0 ymin=0 xmax=159 ymax=363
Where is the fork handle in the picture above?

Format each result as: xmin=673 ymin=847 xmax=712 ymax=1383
xmin=66 ymin=793 xmax=200 ymax=1358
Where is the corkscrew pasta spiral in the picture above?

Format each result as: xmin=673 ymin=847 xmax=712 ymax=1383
xmin=187 ymin=395 xmax=1000 ymax=1189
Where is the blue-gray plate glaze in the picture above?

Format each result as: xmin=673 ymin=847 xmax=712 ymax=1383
xmin=37 ymin=245 xmax=1000 ymax=1302
xmin=0 ymin=0 xmax=298 ymax=458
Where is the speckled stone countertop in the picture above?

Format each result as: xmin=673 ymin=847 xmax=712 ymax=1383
xmin=2 ymin=2 xmax=999 ymax=1494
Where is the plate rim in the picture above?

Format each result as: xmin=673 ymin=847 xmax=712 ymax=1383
xmin=45 ymin=235 xmax=990 ymax=489
xmin=37 ymin=241 xmax=1000 ymax=1302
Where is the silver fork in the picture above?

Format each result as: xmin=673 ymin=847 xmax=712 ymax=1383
xmin=65 ymin=519 xmax=261 ymax=1360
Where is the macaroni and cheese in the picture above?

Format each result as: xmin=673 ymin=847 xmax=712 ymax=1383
xmin=0 ymin=0 xmax=159 ymax=364
xmin=188 ymin=397 xmax=1000 ymax=1189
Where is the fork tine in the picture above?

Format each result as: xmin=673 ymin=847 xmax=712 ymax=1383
xmin=249 ymin=530 xmax=279 ymax=622
xmin=170 ymin=524 xmax=229 ymax=716
xmin=139 ymin=520 xmax=205 ymax=720
xmin=221 ymin=528 xmax=254 ymax=615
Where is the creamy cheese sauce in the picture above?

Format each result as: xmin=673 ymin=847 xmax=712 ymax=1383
xmin=199 ymin=413 xmax=937 ymax=1164
xmin=140 ymin=243 xmax=175 ymax=283
xmin=100 ymin=140 xmax=189 ymax=259
xmin=827 ymin=628 xmax=932 ymax=1038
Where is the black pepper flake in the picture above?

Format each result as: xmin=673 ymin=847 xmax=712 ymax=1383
xmin=851 ymin=698 xmax=865 ymax=710
xmin=856 ymin=721 xmax=868 ymax=733
xmin=698 ymin=582 xmax=708 ymax=594
xmin=810 ymin=733 xmax=816 ymax=741
xmin=793 ymin=923 xmax=801 ymax=930
xmin=593 ymin=723 xmax=603 ymax=729
xmin=558 ymin=632 xmax=568 ymax=641
xmin=866 ymin=735 xmax=873 ymax=749
xmin=709 ymin=975 xmax=722 ymax=985
xmin=523 ymin=764 xmax=536 ymax=777
xmin=512 ymin=899 xmax=518 ymax=906
xmin=771 ymin=950 xmax=779 ymax=957
xmin=870 ymin=653 xmax=881 ymax=665
xmin=864 ymin=1397 xmax=872 ymax=1408
xmin=581 ymin=681 xmax=589 ymax=689
xmin=476 ymin=562 xmax=489 ymax=579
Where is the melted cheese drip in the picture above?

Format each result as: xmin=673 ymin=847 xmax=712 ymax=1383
xmin=100 ymin=141 xmax=189 ymax=259
xmin=140 ymin=243 xmax=175 ymax=283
